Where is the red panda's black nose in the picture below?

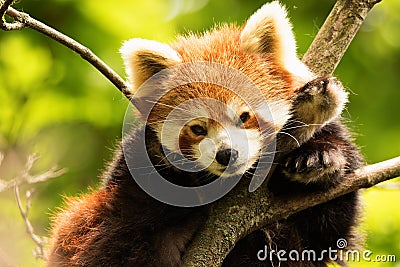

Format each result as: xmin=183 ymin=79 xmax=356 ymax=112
xmin=216 ymin=149 xmax=239 ymax=166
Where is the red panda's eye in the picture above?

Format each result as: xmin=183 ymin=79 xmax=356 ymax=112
xmin=239 ymin=112 xmax=250 ymax=123
xmin=190 ymin=125 xmax=207 ymax=136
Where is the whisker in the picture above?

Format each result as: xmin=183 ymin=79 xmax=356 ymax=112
xmin=284 ymin=119 xmax=309 ymax=126
xmin=281 ymin=123 xmax=323 ymax=131
xmin=277 ymin=131 xmax=300 ymax=147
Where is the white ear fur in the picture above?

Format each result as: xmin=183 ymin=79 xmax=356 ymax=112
xmin=240 ymin=1 xmax=312 ymax=79
xmin=120 ymin=38 xmax=182 ymax=93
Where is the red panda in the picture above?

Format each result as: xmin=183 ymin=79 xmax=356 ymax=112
xmin=47 ymin=1 xmax=363 ymax=266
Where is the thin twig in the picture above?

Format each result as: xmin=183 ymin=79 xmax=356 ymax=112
xmin=0 ymin=153 xmax=64 ymax=261
xmin=14 ymin=185 xmax=48 ymax=260
xmin=0 ymin=0 xmax=13 ymax=18
xmin=0 ymin=0 xmax=24 ymax=30
xmin=1 ymin=3 xmax=130 ymax=96
xmin=0 ymin=154 xmax=66 ymax=193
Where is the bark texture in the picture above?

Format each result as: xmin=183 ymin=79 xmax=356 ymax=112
xmin=302 ymin=0 xmax=382 ymax=76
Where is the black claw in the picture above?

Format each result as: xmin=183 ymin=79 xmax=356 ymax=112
xmin=299 ymin=76 xmax=332 ymax=94
xmin=283 ymin=148 xmax=341 ymax=175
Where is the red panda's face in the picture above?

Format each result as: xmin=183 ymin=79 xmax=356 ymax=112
xmin=149 ymin=88 xmax=274 ymax=177
xmin=180 ymin=116 xmax=261 ymax=177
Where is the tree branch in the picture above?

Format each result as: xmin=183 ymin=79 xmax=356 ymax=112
xmin=182 ymin=0 xmax=387 ymax=266
xmin=302 ymin=0 xmax=382 ymax=76
xmin=274 ymin=156 xmax=400 ymax=217
xmin=182 ymin=157 xmax=400 ymax=266
xmin=0 ymin=1 xmax=130 ymax=96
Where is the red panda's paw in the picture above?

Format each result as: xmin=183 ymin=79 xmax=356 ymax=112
xmin=293 ymin=76 xmax=348 ymax=126
xmin=281 ymin=145 xmax=346 ymax=184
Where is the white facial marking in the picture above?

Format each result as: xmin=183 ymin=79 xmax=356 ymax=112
xmin=255 ymin=99 xmax=291 ymax=130
xmin=194 ymin=138 xmax=216 ymax=169
xmin=158 ymin=105 xmax=208 ymax=152
xmin=196 ymin=125 xmax=261 ymax=177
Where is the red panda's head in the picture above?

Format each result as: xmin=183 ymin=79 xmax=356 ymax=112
xmin=120 ymin=1 xmax=345 ymax=179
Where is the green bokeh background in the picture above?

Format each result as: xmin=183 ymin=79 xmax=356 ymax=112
xmin=0 ymin=0 xmax=399 ymax=266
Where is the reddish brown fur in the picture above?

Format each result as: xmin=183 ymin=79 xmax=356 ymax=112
xmin=173 ymin=26 xmax=296 ymax=99
xmin=145 ymin=26 xmax=298 ymax=128
xmin=48 ymin=188 xmax=116 ymax=266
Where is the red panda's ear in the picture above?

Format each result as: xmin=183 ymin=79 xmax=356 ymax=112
xmin=120 ymin=38 xmax=182 ymax=95
xmin=240 ymin=1 xmax=312 ymax=79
